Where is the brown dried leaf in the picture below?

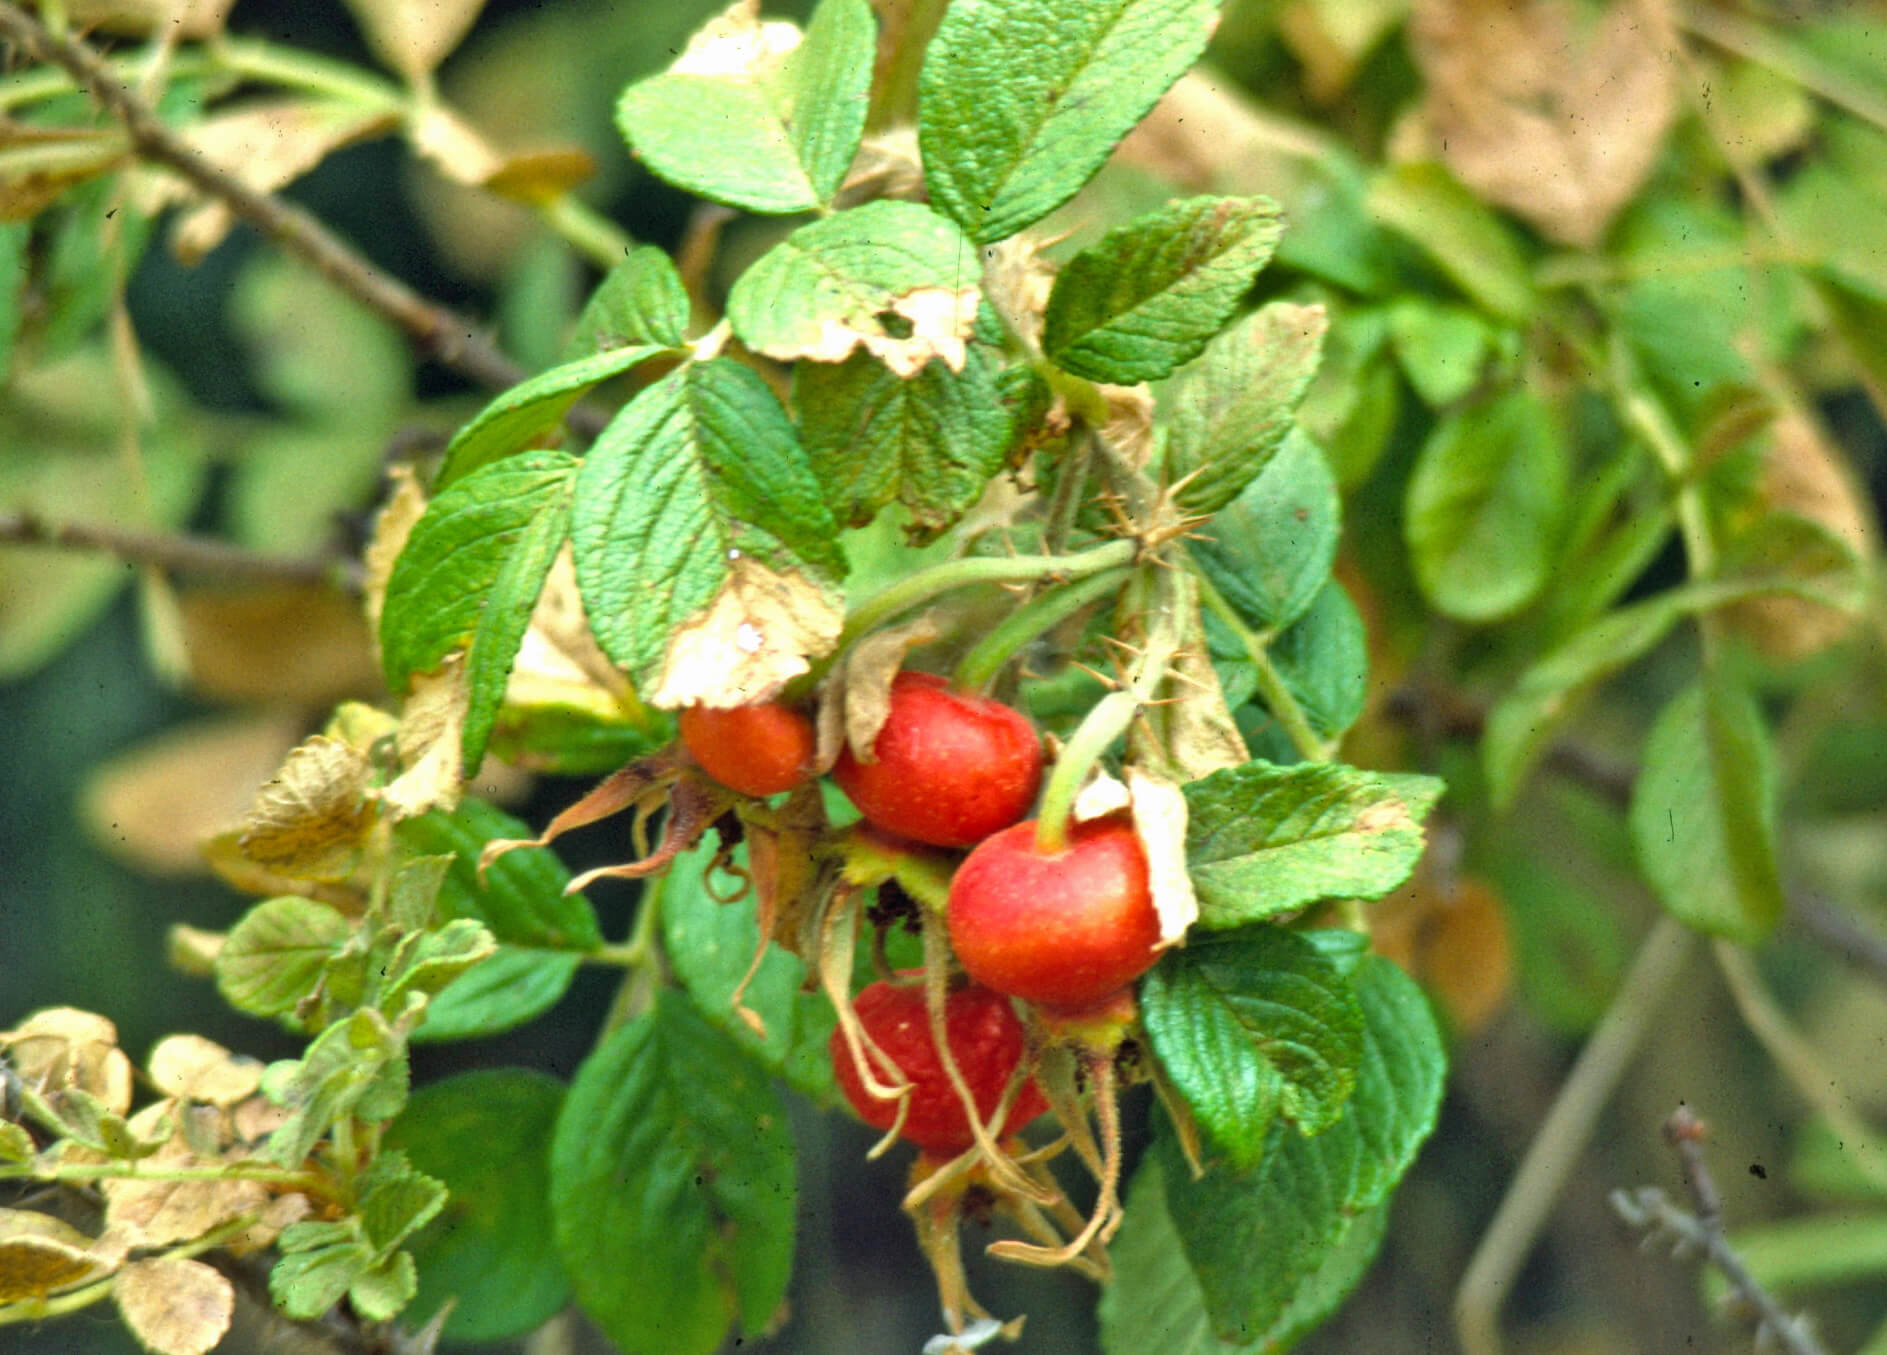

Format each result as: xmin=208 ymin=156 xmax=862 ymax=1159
xmin=478 ymin=745 xmax=686 ymax=872
xmin=114 ymin=1257 xmax=234 ymax=1355
xmin=0 ymin=1210 xmax=117 ymax=1301
xmin=1114 ymin=71 xmax=1329 ymax=196
xmin=647 ymin=560 xmax=843 ymax=710
xmin=566 ymin=774 xmax=735 ymax=891
xmin=224 ymin=1191 xmax=312 ymax=1257
xmin=230 ymin=1097 xmax=291 ymax=1148
xmin=1371 ymin=873 xmax=1513 ymax=1034
xmin=175 ymin=584 xmax=380 ymax=707
xmin=483 ymin=147 xmax=598 ymax=204
xmin=66 ymin=0 xmax=234 ymax=38
xmin=979 ymin=236 xmax=1055 ymax=351
xmin=235 ymin=734 xmax=375 ymax=881
xmin=1 ymin=1008 xmax=134 ymax=1114
xmin=742 ymin=783 xmax=831 ymax=970
xmin=835 ymin=614 xmax=941 ymax=761
xmin=363 ymin=467 xmax=428 ymax=641
xmin=147 ymin=1036 xmax=264 ymax=1107
xmin=343 ymin=0 xmax=489 ymax=82
xmin=200 ymin=832 xmax=366 ymax=912
xmin=1165 ymin=639 xmax=1249 ymax=781
xmin=81 ymin=713 xmax=306 ymax=877
xmin=505 ymin=548 xmax=640 ymax=719
xmin=409 ymin=105 xmax=505 ymax=187
xmin=379 ymin=659 xmax=469 ymax=819
xmin=0 ymin=124 xmax=127 ymax=220
xmin=1127 ymin=769 xmax=1197 ymax=947
xmin=1410 ymin=0 xmax=1677 ymax=247
xmin=802 ymin=283 xmax=979 ymax=378
xmin=1073 ymin=769 xmax=1132 ymax=822
xmin=842 ymin=127 xmax=925 ymax=201
xmin=102 ymin=1153 xmax=270 ymax=1251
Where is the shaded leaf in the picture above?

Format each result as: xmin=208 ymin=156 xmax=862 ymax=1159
xmin=1188 ymin=426 xmax=1340 ymax=634
xmin=1366 ymin=163 xmax=1536 ymax=321
xmin=438 ymin=348 xmax=668 ymax=489
xmin=564 ymin=245 xmax=691 ymax=357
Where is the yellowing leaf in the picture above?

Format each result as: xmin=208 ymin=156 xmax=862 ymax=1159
xmin=114 ymin=1257 xmax=234 ymax=1355
xmin=647 ymin=559 xmax=842 ymax=710
xmin=65 ymin=0 xmax=234 ymax=38
xmin=483 ymin=146 xmax=598 ymax=204
xmin=235 ymin=734 xmax=376 ymax=881
xmin=408 ymin=105 xmax=505 ymax=186
xmin=103 ymin=1156 xmax=270 ymax=1250
xmin=147 ymin=1035 xmax=264 ymax=1107
xmin=175 ymin=584 xmax=380 ymax=708
xmin=1371 ymin=873 xmax=1513 ymax=1034
xmin=1410 ymin=0 xmax=1676 ymax=247
xmin=0 ymin=1008 xmax=133 ymax=1114
xmin=343 ymin=0 xmax=490 ymax=82
xmin=381 ymin=659 xmax=472 ymax=819
xmin=0 ymin=1209 xmax=118 ymax=1301
xmin=363 ymin=467 xmax=429 ymax=640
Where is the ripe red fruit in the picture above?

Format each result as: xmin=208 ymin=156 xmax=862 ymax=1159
xmin=830 ymin=978 xmax=1047 ymax=1154
xmin=832 ymin=672 xmax=1043 ymax=848
xmin=679 ymin=701 xmax=815 ymax=797
xmin=947 ymin=817 xmax=1161 ymax=1011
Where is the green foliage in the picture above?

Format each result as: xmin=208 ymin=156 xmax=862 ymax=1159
xmin=1189 ymin=427 xmax=1340 ymax=633
xmin=564 ymin=245 xmax=692 ymax=357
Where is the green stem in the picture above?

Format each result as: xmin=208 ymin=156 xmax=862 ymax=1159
xmin=1194 ymin=570 xmax=1332 ymax=763
xmin=1039 ymin=434 xmax=1094 ymax=558
xmin=601 ymin=874 xmax=667 ymax=1033
xmin=212 ymin=35 xmax=406 ymax=111
xmin=1034 ymin=690 xmax=1139 ymax=853
xmin=0 ymin=1158 xmax=328 ymax=1191
xmin=952 ymin=565 xmax=1131 ymax=693
xmin=0 ymin=1273 xmax=116 ymax=1325
xmin=539 ymin=194 xmax=636 ymax=271
xmin=828 ymin=540 xmax=1137 ymax=665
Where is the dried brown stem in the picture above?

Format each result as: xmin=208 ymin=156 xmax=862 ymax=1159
xmin=0 ymin=508 xmax=359 ymax=588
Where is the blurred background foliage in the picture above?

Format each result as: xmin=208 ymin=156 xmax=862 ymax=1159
xmin=4 ymin=0 xmax=1887 ymax=1352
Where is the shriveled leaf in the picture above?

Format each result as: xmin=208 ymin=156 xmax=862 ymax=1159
xmin=1044 ymin=196 xmax=1284 ymax=383
xmin=551 ymin=990 xmax=796 ymax=1355
xmin=1142 ymin=924 xmax=1364 ymax=1168
xmin=1410 ymin=0 xmax=1676 ymax=248
xmin=1405 ymin=389 xmax=1568 ymax=622
xmin=113 ymin=1257 xmax=234 ymax=1355
xmin=1185 ymin=762 xmax=1444 ymax=927
xmin=388 ymin=1070 xmax=571 ymax=1342
xmin=918 ymin=0 xmax=1218 ymax=243
xmin=616 ymin=0 xmax=876 ymax=214
xmin=564 ymin=245 xmax=691 ymax=358
xmin=0 ymin=1211 xmax=117 ymax=1301
xmin=381 ymin=661 xmax=472 ymax=819
xmin=2 ymin=1008 xmax=133 ymax=1114
xmin=234 ymin=735 xmax=374 ymax=882
xmin=103 ymin=1141 xmax=272 ymax=1250
xmin=147 ymin=1035 xmax=263 ymax=1106
xmin=571 ymin=360 xmax=844 ymax=708
xmin=1165 ymin=304 xmax=1328 ymax=516
xmin=728 ymin=201 xmax=978 ymax=378
xmin=1629 ymin=680 xmax=1784 ymax=943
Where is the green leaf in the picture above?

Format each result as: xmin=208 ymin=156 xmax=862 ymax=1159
xmin=389 ymin=1070 xmax=572 ymax=1343
xmin=347 ymin=1250 xmax=418 ymax=1322
xmin=663 ymin=839 xmax=839 ymax=1101
xmin=266 ymin=1009 xmax=408 ymax=1167
xmin=0 ymin=221 xmax=28 ymax=378
xmin=1266 ymin=581 xmax=1369 ymax=742
xmin=1629 ymin=680 xmax=1784 ymax=943
xmin=1142 ymin=925 xmax=1365 ymax=1169
xmin=380 ymin=453 xmax=575 ymax=772
xmin=395 ymin=798 xmax=602 ymax=951
xmin=796 ymin=305 xmax=1013 ymax=537
xmin=232 ymin=254 xmax=412 ymax=425
xmin=215 ymin=896 xmax=352 ymax=1020
xmin=0 ymin=1122 xmax=33 ymax=1164
xmin=565 ymin=245 xmax=691 ymax=358
xmin=615 ymin=0 xmax=876 ymax=214
xmin=727 ymin=201 xmax=978 ymax=376
xmin=1404 ymin=389 xmax=1568 ymax=622
xmin=1366 ymin=163 xmax=1537 ymax=322
xmin=1160 ymin=954 xmax=1444 ymax=1341
xmin=354 ymin=1150 xmax=448 ymax=1255
xmin=1164 ymin=303 xmax=1329 ymax=515
xmin=438 ymin=347 xmax=668 ymax=489
xmin=570 ymin=359 xmax=844 ymax=708
xmin=1188 ymin=427 xmax=1340 ymax=634
xmin=271 ymin=1223 xmax=374 ymax=1320
xmin=1387 ymin=298 xmax=1492 ymax=407
xmin=1185 ymin=762 xmax=1445 ymax=927
xmin=551 ymin=990 xmax=796 ymax=1355
xmin=1099 ymin=1154 xmax=1389 ymax=1355
xmin=918 ymin=0 xmax=1217 ymax=243
xmin=415 ymin=948 xmax=582 ymax=1043
xmin=1043 ymin=196 xmax=1284 ymax=382
xmin=379 ymin=919 xmax=498 ymax=1013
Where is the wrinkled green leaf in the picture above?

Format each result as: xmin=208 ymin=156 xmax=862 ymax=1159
xmin=1161 ymin=954 xmax=1444 ymax=1341
xmin=727 ymin=201 xmax=977 ymax=374
xmin=389 ymin=1070 xmax=571 ymax=1343
xmin=271 ymin=1222 xmax=373 ymax=1320
xmin=354 ymin=1150 xmax=448 ymax=1255
xmin=615 ymin=0 xmax=876 ymax=214
xmin=1185 ymin=762 xmax=1444 ymax=927
xmin=266 ymin=1008 xmax=408 ymax=1167
xmin=919 ymin=0 xmax=1217 ymax=243
xmin=1142 ymin=925 xmax=1364 ymax=1168
xmin=1043 ymin=195 xmax=1284 ymax=382
xmin=1188 ymin=426 xmax=1340 ymax=634
xmin=570 ymin=359 xmax=844 ymax=705
xmin=215 ymin=896 xmax=352 ymax=1020
xmin=438 ymin=348 xmax=667 ymax=489
xmin=1629 ymin=680 xmax=1784 ymax=943
xmin=551 ymin=990 xmax=796 ymax=1355
xmin=565 ymin=244 xmax=691 ymax=358
xmin=1405 ymin=389 xmax=1567 ymax=622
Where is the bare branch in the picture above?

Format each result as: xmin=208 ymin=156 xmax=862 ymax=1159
xmin=1608 ymin=1107 xmax=1829 ymax=1355
xmin=0 ymin=509 xmax=360 ymax=589
xmin=0 ymin=2 xmax=524 ymax=394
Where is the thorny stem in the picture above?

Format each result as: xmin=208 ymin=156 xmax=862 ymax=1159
xmin=1038 ymin=435 xmax=1094 ymax=559
xmin=952 ymin=566 xmax=1132 ymax=693
xmin=1193 ymin=568 xmax=1333 ymax=763
xmin=0 ymin=3 xmax=525 ymax=392
xmin=1454 ymin=915 xmax=1696 ymax=1355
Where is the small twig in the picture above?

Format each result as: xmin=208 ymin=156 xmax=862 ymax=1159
xmin=0 ymin=2 xmax=524 ymax=395
xmin=0 ymin=509 xmax=360 ymax=589
xmin=1607 ymin=1107 xmax=1829 ymax=1355
xmin=1786 ymin=893 xmax=1887 ymax=993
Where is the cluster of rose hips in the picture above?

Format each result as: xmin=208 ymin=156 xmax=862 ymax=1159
xmin=679 ymin=670 xmax=1162 ymax=1157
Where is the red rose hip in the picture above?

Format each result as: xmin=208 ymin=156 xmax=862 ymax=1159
xmin=830 ymin=978 xmax=1047 ymax=1154
xmin=679 ymin=701 xmax=815 ymax=797
xmin=947 ymin=817 xmax=1161 ymax=1011
xmin=832 ymin=671 xmax=1043 ymax=848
